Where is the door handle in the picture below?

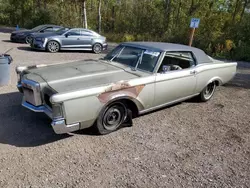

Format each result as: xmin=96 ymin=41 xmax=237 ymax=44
xmin=77 ymin=38 xmax=80 ymax=40
xmin=190 ymin=70 xmax=197 ymax=75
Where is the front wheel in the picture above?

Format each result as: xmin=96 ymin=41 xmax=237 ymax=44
xmin=25 ymin=35 xmax=32 ymax=44
xmin=199 ymin=82 xmax=216 ymax=102
xmin=92 ymin=43 xmax=102 ymax=54
xmin=47 ymin=41 xmax=60 ymax=53
xmin=95 ymin=102 xmax=127 ymax=135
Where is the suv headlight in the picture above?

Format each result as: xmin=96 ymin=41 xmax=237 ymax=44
xmin=52 ymin=104 xmax=63 ymax=119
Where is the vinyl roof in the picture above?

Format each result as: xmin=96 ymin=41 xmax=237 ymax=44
xmin=121 ymin=42 xmax=212 ymax=64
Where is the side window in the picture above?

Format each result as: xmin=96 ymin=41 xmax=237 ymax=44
xmin=80 ymin=30 xmax=93 ymax=36
xmin=53 ymin=27 xmax=62 ymax=31
xmin=42 ymin=27 xmax=53 ymax=33
xmin=158 ymin=52 xmax=196 ymax=73
xmin=67 ymin=29 xmax=81 ymax=36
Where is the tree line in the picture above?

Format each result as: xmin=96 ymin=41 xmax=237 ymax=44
xmin=0 ymin=0 xmax=250 ymax=61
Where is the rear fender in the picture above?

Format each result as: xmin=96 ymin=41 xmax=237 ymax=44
xmin=206 ymin=77 xmax=223 ymax=86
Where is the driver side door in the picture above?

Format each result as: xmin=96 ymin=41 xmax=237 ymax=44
xmin=153 ymin=51 xmax=198 ymax=107
xmin=61 ymin=29 xmax=81 ymax=48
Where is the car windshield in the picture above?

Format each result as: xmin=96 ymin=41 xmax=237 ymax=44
xmin=55 ymin=27 xmax=70 ymax=35
xmin=31 ymin=25 xmax=45 ymax=32
xmin=104 ymin=45 xmax=160 ymax=73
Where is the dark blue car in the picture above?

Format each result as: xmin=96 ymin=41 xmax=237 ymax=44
xmin=10 ymin=24 xmax=63 ymax=44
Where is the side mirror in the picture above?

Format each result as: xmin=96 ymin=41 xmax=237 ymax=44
xmin=40 ymin=30 xmax=44 ymax=33
xmin=65 ymin=33 xmax=69 ymax=38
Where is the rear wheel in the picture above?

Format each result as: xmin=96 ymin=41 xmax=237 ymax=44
xmin=92 ymin=43 xmax=102 ymax=54
xmin=95 ymin=102 xmax=127 ymax=135
xmin=199 ymin=82 xmax=216 ymax=102
xmin=47 ymin=41 xmax=60 ymax=53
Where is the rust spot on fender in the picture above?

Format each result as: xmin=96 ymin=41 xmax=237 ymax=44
xmin=98 ymin=81 xmax=145 ymax=103
xmin=105 ymin=81 xmax=131 ymax=92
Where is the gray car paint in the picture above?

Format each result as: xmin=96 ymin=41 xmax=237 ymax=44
xmin=10 ymin=24 xmax=63 ymax=43
xmin=31 ymin=28 xmax=107 ymax=52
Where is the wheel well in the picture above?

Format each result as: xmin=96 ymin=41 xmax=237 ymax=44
xmin=93 ymin=42 xmax=102 ymax=48
xmin=46 ymin=40 xmax=61 ymax=49
xmin=119 ymin=99 xmax=139 ymax=118
xmin=214 ymin=80 xmax=220 ymax=86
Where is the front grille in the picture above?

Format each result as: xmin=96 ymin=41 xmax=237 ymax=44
xmin=11 ymin=33 xmax=16 ymax=37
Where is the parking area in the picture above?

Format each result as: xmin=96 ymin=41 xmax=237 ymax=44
xmin=0 ymin=32 xmax=249 ymax=187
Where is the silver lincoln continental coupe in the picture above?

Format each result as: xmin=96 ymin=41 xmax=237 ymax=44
xmin=16 ymin=42 xmax=237 ymax=134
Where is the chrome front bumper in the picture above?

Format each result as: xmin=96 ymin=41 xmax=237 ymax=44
xmin=22 ymin=100 xmax=80 ymax=134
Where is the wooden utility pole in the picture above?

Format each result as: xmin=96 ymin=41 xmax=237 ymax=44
xmin=189 ymin=18 xmax=200 ymax=46
xmin=98 ymin=0 xmax=101 ymax=33
xmin=189 ymin=28 xmax=195 ymax=46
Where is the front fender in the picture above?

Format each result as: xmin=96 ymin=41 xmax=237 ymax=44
xmin=46 ymin=38 xmax=62 ymax=47
xmin=97 ymin=95 xmax=144 ymax=115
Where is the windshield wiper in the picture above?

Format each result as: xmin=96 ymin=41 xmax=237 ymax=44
xmin=132 ymin=51 xmax=144 ymax=71
xmin=110 ymin=47 xmax=124 ymax=62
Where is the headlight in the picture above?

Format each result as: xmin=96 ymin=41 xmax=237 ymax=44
xmin=16 ymin=66 xmax=27 ymax=83
xmin=15 ymin=66 xmax=27 ymax=74
xmin=17 ymin=33 xmax=25 ymax=36
xmin=52 ymin=104 xmax=63 ymax=119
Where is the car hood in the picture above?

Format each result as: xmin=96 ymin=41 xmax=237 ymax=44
xmin=24 ymin=60 xmax=139 ymax=93
xmin=31 ymin=32 xmax=58 ymax=38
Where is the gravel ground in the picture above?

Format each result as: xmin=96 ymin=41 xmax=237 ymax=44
xmin=0 ymin=32 xmax=249 ymax=188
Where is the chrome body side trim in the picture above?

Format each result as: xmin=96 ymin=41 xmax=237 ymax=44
xmin=50 ymin=75 xmax=156 ymax=103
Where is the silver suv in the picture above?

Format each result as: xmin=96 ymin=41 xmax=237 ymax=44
xmin=30 ymin=28 xmax=107 ymax=53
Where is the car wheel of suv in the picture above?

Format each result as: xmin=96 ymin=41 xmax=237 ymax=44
xmin=95 ymin=102 xmax=127 ymax=135
xmin=199 ymin=81 xmax=216 ymax=102
xmin=47 ymin=41 xmax=60 ymax=53
xmin=92 ymin=43 xmax=102 ymax=54
xmin=25 ymin=35 xmax=32 ymax=44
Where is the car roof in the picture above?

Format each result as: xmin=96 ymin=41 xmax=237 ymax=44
xmin=71 ymin=28 xmax=99 ymax=32
xmin=121 ymin=42 xmax=212 ymax=64
xmin=40 ymin=24 xmax=62 ymax=27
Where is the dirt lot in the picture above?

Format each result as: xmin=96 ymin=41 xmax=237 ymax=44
xmin=0 ymin=32 xmax=249 ymax=188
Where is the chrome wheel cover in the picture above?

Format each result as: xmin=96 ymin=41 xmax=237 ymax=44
xmin=48 ymin=41 xmax=59 ymax=52
xmin=204 ymin=82 xmax=216 ymax=99
xmin=93 ymin=44 xmax=102 ymax=53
